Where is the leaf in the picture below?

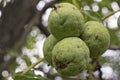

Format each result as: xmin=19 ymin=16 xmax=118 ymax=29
xmin=14 ymin=71 xmax=41 ymax=80
xmin=25 ymin=36 xmax=36 ymax=49
xmin=58 ymin=0 xmax=72 ymax=3
xmin=98 ymin=56 xmax=109 ymax=65
xmin=108 ymin=29 xmax=120 ymax=46
xmin=8 ymin=61 xmax=18 ymax=75
xmin=58 ymin=0 xmax=94 ymax=8
xmin=98 ymin=0 xmax=113 ymax=11
xmin=22 ymin=55 xmax=32 ymax=66
xmin=77 ymin=0 xmax=94 ymax=7
xmin=72 ymin=0 xmax=80 ymax=8
xmin=82 ymin=10 xmax=102 ymax=22
xmin=13 ymin=71 xmax=51 ymax=80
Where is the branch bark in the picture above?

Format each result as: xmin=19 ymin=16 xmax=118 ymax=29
xmin=0 ymin=0 xmax=40 ymax=79
xmin=109 ymin=45 xmax=120 ymax=50
xmin=36 ymin=0 xmax=59 ymax=37
xmin=0 ymin=0 xmax=40 ymax=50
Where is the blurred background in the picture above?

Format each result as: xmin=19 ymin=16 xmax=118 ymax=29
xmin=0 ymin=0 xmax=120 ymax=80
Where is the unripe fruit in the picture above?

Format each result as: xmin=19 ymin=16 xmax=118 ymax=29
xmin=48 ymin=3 xmax=84 ymax=40
xmin=81 ymin=21 xmax=110 ymax=58
xmin=52 ymin=37 xmax=90 ymax=76
xmin=43 ymin=35 xmax=59 ymax=66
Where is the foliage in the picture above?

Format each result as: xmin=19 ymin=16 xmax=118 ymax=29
xmin=14 ymin=71 xmax=51 ymax=80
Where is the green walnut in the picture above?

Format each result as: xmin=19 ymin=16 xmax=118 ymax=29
xmin=48 ymin=3 xmax=84 ymax=40
xmin=81 ymin=21 xmax=110 ymax=58
xmin=52 ymin=37 xmax=90 ymax=76
xmin=43 ymin=34 xmax=59 ymax=66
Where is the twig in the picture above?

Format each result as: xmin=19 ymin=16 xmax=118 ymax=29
xmin=87 ymin=58 xmax=103 ymax=80
xmin=98 ymin=65 xmax=102 ymax=80
xmin=87 ymin=70 xmax=94 ymax=80
xmin=102 ymin=9 xmax=120 ymax=21
xmin=109 ymin=45 xmax=120 ymax=50
xmin=23 ymin=58 xmax=44 ymax=74
xmin=87 ymin=59 xmax=96 ymax=80
xmin=36 ymin=0 xmax=58 ymax=37
xmin=94 ymin=59 xmax=103 ymax=80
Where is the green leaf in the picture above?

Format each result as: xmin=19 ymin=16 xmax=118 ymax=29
xmin=8 ymin=61 xmax=18 ymax=75
xmin=108 ymin=29 xmax=120 ymax=46
xmin=22 ymin=55 xmax=32 ymax=66
xmin=82 ymin=10 xmax=102 ymax=22
xmin=58 ymin=0 xmax=94 ymax=8
xmin=98 ymin=56 xmax=109 ymax=65
xmin=98 ymin=0 xmax=113 ymax=11
xmin=77 ymin=0 xmax=94 ymax=7
xmin=14 ymin=71 xmax=41 ymax=80
xmin=14 ymin=71 xmax=51 ymax=80
xmin=72 ymin=0 xmax=80 ymax=8
xmin=58 ymin=0 xmax=72 ymax=3
xmin=25 ymin=36 xmax=36 ymax=49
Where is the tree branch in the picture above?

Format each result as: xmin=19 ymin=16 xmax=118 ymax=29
xmin=102 ymin=9 xmax=120 ymax=21
xmin=36 ymin=0 xmax=59 ymax=37
xmin=0 ymin=0 xmax=40 ymax=79
xmin=109 ymin=45 xmax=120 ymax=50
xmin=16 ymin=11 xmax=40 ymax=52
xmin=0 ymin=0 xmax=40 ymax=50
xmin=23 ymin=58 xmax=44 ymax=74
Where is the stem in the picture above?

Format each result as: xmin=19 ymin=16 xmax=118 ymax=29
xmin=23 ymin=58 xmax=44 ymax=74
xmin=94 ymin=59 xmax=103 ymax=80
xmin=102 ymin=9 xmax=120 ymax=20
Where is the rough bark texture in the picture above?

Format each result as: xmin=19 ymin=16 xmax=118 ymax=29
xmin=0 ymin=0 xmax=39 ymax=50
xmin=0 ymin=0 xmax=58 ymax=79
xmin=0 ymin=0 xmax=40 ymax=79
